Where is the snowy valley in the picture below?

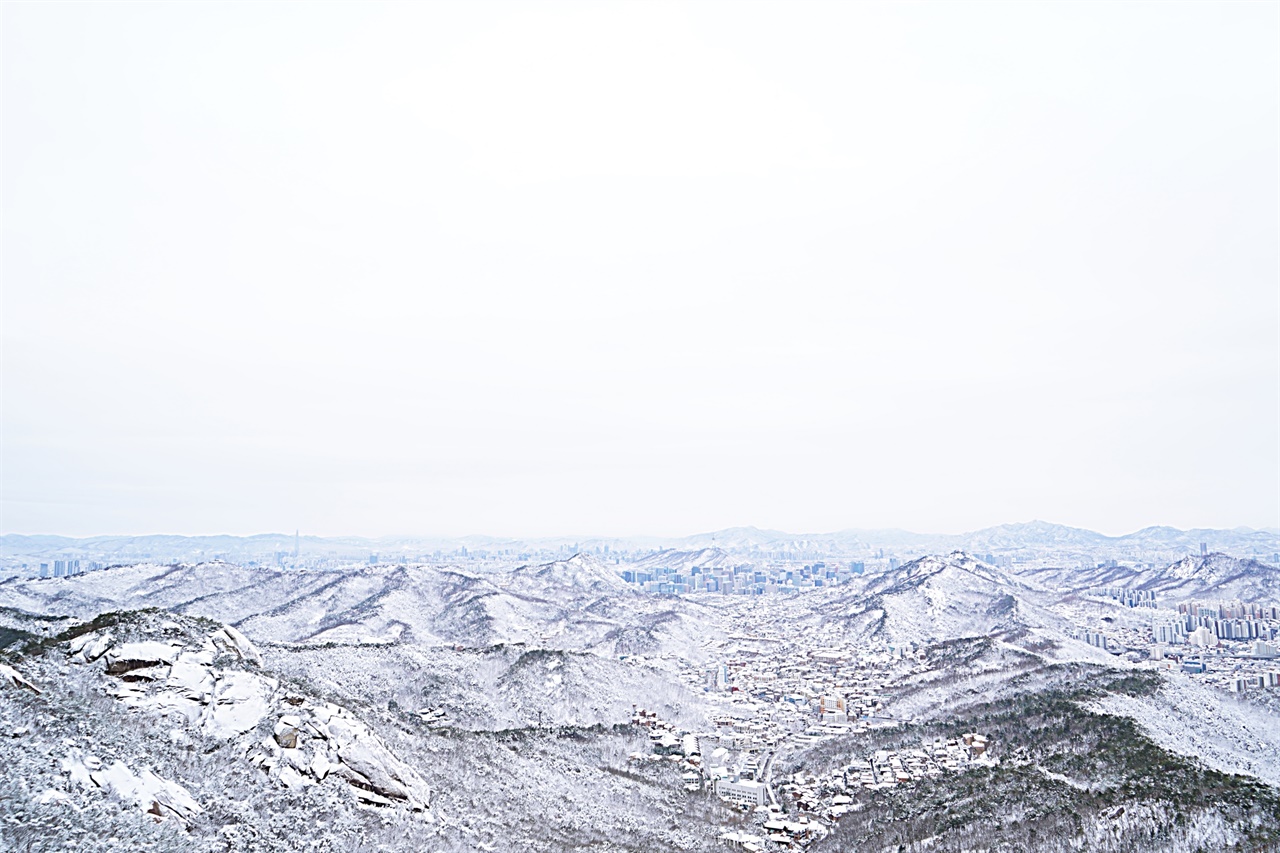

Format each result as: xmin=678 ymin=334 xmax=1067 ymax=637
xmin=0 ymin=535 xmax=1278 ymax=852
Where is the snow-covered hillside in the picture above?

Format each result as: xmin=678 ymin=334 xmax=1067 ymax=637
xmin=629 ymin=547 xmax=742 ymax=575
xmin=821 ymin=552 xmax=1066 ymax=647
xmin=1023 ymin=553 xmax=1280 ymax=602
xmin=0 ymin=608 xmax=729 ymax=852
xmin=0 ymin=610 xmax=439 ymax=850
xmin=1088 ymin=674 xmax=1280 ymax=788
xmin=0 ymin=557 xmax=721 ymax=658
xmin=1 ymin=547 xmax=1276 ymax=853
xmin=1137 ymin=553 xmax=1280 ymax=600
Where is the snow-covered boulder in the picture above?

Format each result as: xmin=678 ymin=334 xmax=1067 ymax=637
xmin=67 ymin=631 xmax=95 ymax=656
xmin=60 ymin=750 xmax=203 ymax=824
xmin=90 ymin=760 xmax=203 ymax=822
xmin=310 ymin=751 xmax=331 ymax=781
xmin=245 ymin=702 xmax=431 ymax=810
xmin=212 ymin=625 xmax=263 ymax=667
xmin=167 ymin=652 xmax=216 ymax=702
xmin=203 ymin=671 xmax=277 ymax=737
xmin=84 ymin=632 xmax=115 ymax=662
xmin=336 ymin=740 xmax=413 ymax=802
xmin=0 ymin=662 xmax=41 ymax=694
xmin=103 ymin=641 xmax=181 ymax=675
xmin=273 ymin=715 xmax=303 ymax=748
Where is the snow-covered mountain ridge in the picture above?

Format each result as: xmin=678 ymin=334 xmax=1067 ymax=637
xmin=0 ymin=603 xmax=725 ymax=852
xmin=818 ymin=552 xmax=1066 ymax=648
xmin=1 ymin=546 xmax=1277 ymax=852
xmin=1022 ymin=552 xmax=1280 ymax=602
xmin=5 ymin=522 xmax=1276 ymax=568
xmin=0 ymin=557 xmax=718 ymax=659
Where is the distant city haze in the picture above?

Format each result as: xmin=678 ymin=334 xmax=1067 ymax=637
xmin=2 ymin=1 xmax=1276 ymax=538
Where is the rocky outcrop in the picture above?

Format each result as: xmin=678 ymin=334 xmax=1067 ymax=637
xmin=212 ymin=624 xmax=264 ymax=667
xmin=273 ymin=715 xmax=302 ymax=748
xmin=64 ymin=618 xmax=431 ymax=816
xmin=0 ymin=662 xmax=41 ymax=694
xmin=203 ymin=670 xmax=278 ymax=737
xmin=60 ymin=750 xmax=202 ymax=824
xmin=68 ymin=630 xmax=113 ymax=663
xmin=102 ymin=640 xmax=182 ymax=675
xmin=247 ymin=700 xmax=430 ymax=810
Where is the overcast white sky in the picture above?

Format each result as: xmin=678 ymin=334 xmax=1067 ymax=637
xmin=2 ymin=1 xmax=1277 ymax=538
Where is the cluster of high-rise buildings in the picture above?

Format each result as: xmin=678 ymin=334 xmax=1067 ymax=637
xmin=1152 ymin=622 xmax=1187 ymax=645
xmin=1088 ymin=587 xmax=1158 ymax=608
xmin=1143 ymin=599 xmax=1278 ymax=648
xmin=1077 ymin=629 xmax=1117 ymax=651
xmin=1175 ymin=602 xmax=1276 ymax=644
xmin=620 ymin=561 xmax=864 ymax=595
xmin=36 ymin=559 xmax=98 ymax=578
xmin=1229 ymin=672 xmax=1280 ymax=692
xmin=1178 ymin=600 xmax=1279 ymax=621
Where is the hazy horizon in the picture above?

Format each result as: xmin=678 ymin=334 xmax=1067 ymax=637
xmin=4 ymin=1 xmax=1277 ymax=538
xmin=4 ymin=518 xmax=1278 ymax=544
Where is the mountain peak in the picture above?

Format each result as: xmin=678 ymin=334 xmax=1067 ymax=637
xmin=514 ymin=553 xmax=631 ymax=593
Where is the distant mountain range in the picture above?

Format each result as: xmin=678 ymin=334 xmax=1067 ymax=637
xmin=3 ymin=521 xmax=1277 ymax=564
xmin=0 ymin=553 xmax=715 ymax=662
xmin=1022 ymin=552 xmax=1280 ymax=602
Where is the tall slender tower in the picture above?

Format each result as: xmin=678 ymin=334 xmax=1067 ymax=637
xmin=294 ymin=529 xmax=300 ymax=560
